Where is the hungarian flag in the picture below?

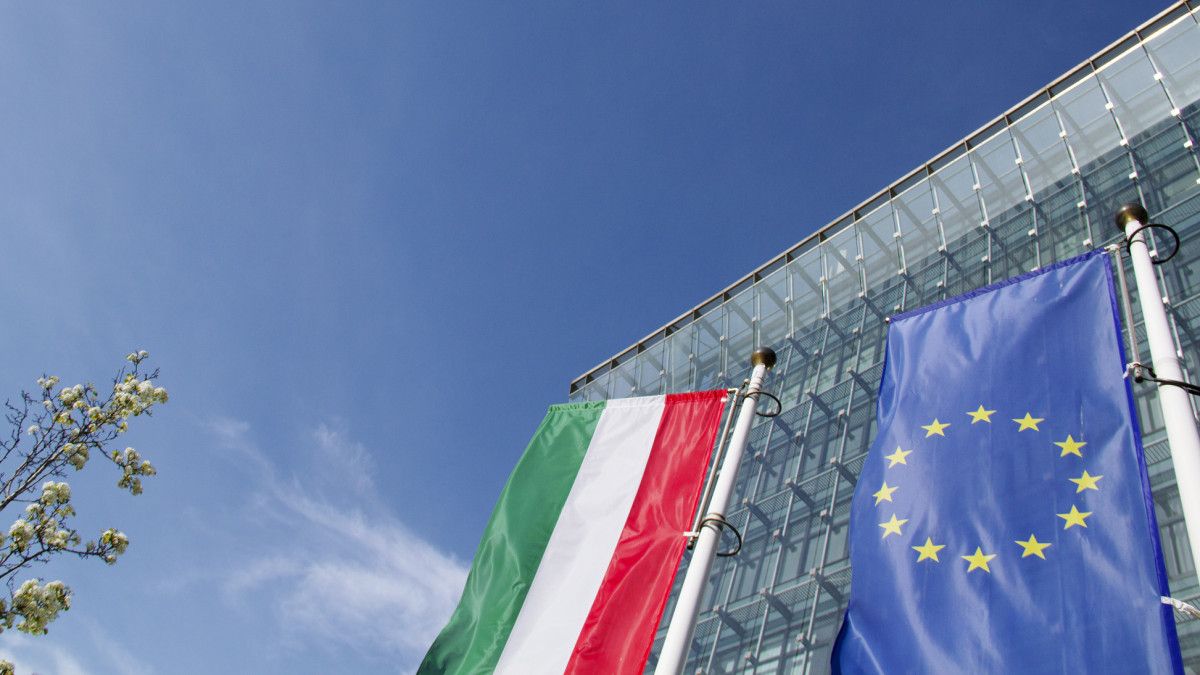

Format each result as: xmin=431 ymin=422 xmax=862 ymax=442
xmin=418 ymin=391 xmax=728 ymax=675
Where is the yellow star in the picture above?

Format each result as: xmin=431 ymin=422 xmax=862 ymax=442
xmin=967 ymin=405 xmax=996 ymax=423
xmin=885 ymin=446 xmax=911 ymax=467
xmin=922 ymin=419 xmax=950 ymax=437
xmin=1012 ymin=413 xmax=1044 ymax=432
xmin=1055 ymin=435 xmax=1087 ymax=458
xmin=1058 ymin=505 xmax=1092 ymax=530
xmin=913 ymin=538 xmax=945 ymax=562
xmin=1069 ymin=470 xmax=1103 ymax=492
xmin=873 ymin=482 xmax=898 ymax=505
xmin=879 ymin=514 xmax=908 ymax=539
xmin=1015 ymin=534 xmax=1052 ymax=559
xmin=962 ymin=547 xmax=996 ymax=573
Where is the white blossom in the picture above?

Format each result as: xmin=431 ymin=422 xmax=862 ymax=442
xmin=8 ymin=520 xmax=34 ymax=552
xmin=100 ymin=529 xmax=129 ymax=558
xmin=66 ymin=443 xmax=89 ymax=470
xmin=39 ymin=482 xmax=70 ymax=506
xmin=0 ymin=351 xmax=165 ymax=641
xmin=10 ymin=579 xmax=72 ymax=634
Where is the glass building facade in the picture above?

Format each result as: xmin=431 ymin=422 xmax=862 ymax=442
xmin=569 ymin=3 xmax=1200 ymax=672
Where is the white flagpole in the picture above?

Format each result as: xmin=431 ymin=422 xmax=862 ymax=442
xmin=1116 ymin=203 xmax=1200 ymax=586
xmin=655 ymin=347 xmax=777 ymax=675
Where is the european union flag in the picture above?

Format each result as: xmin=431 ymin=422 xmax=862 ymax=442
xmin=831 ymin=251 xmax=1182 ymax=674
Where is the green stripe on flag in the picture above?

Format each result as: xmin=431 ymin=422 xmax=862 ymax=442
xmin=417 ymin=401 xmax=606 ymax=675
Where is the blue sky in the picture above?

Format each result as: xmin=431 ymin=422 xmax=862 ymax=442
xmin=0 ymin=2 xmax=1168 ymax=672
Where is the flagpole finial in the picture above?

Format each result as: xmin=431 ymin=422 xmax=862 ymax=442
xmin=751 ymin=347 xmax=777 ymax=370
xmin=1115 ymin=203 xmax=1149 ymax=229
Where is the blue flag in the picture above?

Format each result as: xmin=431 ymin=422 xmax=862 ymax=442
xmin=831 ymin=251 xmax=1182 ymax=674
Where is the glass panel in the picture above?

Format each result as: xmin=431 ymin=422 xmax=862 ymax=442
xmin=894 ymin=181 xmax=941 ymax=267
xmin=784 ymin=325 xmax=825 ymax=406
xmin=813 ymin=314 xmax=860 ymax=395
xmin=971 ymin=130 xmax=1027 ymax=220
xmin=989 ymin=203 xmax=1038 ymax=280
xmin=822 ymin=227 xmax=862 ymax=315
xmin=1157 ymin=194 xmax=1200 ymax=300
xmin=931 ymin=154 xmax=983 ymax=245
xmin=777 ymin=501 xmax=825 ymax=584
xmin=804 ymin=595 xmax=847 ymax=673
xmin=1183 ymin=104 xmax=1200 ymax=163
xmin=1159 ymin=496 xmax=1195 ymax=588
xmin=1099 ymin=46 xmax=1174 ymax=140
xmin=823 ymin=490 xmax=852 ymax=566
xmin=727 ymin=334 xmax=755 ymax=381
xmin=692 ymin=313 xmax=723 ymax=391
xmin=857 ymin=203 xmax=900 ymax=291
xmin=570 ymin=380 xmax=605 ymax=403
xmin=723 ymin=291 xmax=755 ymax=375
xmin=728 ymin=532 xmax=776 ymax=602
xmin=726 ymin=292 xmax=754 ymax=341
xmin=753 ymin=615 xmax=795 ymax=675
xmin=635 ymin=342 xmax=666 ymax=396
xmin=757 ymin=267 xmax=790 ymax=351
xmin=1055 ymin=75 xmax=1124 ymax=171
xmin=903 ymin=254 xmax=949 ymax=310
xmin=1081 ymin=152 xmax=1139 ymax=231
xmin=842 ymin=391 xmax=877 ymax=460
xmin=1145 ymin=16 xmax=1200 ymax=109
xmin=665 ymin=328 xmax=694 ymax=392
xmin=1011 ymin=103 xmax=1075 ymax=196
xmin=588 ymin=376 xmax=612 ymax=401
xmin=1035 ymin=179 xmax=1091 ymax=264
xmin=609 ymin=359 xmax=638 ymax=398
xmin=789 ymin=248 xmax=826 ymax=328
xmin=943 ymin=229 xmax=989 ymax=298
xmin=1132 ymin=121 xmax=1200 ymax=213
xmin=856 ymin=306 xmax=890 ymax=369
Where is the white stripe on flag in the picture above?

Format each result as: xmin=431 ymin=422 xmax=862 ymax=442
xmin=493 ymin=396 xmax=667 ymax=675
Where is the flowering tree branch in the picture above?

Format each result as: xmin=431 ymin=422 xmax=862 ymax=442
xmin=0 ymin=351 xmax=166 ymax=654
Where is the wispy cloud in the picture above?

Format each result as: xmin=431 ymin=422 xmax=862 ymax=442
xmin=204 ymin=417 xmax=469 ymax=668
xmin=310 ymin=422 xmax=378 ymax=501
xmin=85 ymin=624 xmax=153 ymax=675
xmin=0 ymin=609 xmax=154 ymax=675
xmin=0 ymin=632 xmax=89 ymax=675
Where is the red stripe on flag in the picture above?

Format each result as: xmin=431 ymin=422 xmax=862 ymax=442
xmin=564 ymin=390 xmax=728 ymax=675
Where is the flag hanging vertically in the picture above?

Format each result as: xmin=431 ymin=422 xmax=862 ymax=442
xmin=831 ymin=251 xmax=1183 ymax=673
xmin=419 ymin=391 xmax=728 ymax=675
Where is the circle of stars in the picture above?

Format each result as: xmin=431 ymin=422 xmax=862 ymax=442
xmin=874 ymin=405 xmax=1101 ymax=574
